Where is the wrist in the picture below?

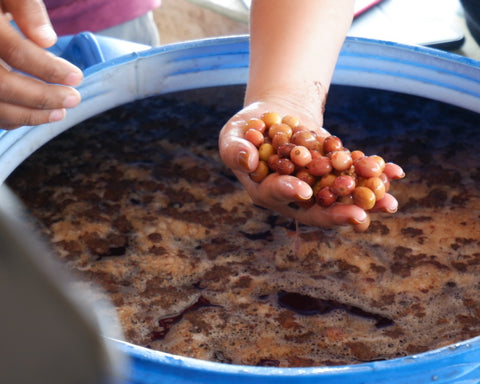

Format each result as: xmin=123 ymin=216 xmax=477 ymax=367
xmin=244 ymin=80 xmax=328 ymax=128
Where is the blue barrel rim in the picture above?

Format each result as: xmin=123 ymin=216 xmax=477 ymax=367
xmin=1 ymin=34 xmax=480 ymax=382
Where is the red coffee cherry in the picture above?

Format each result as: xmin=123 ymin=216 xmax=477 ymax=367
xmin=307 ymin=156 xmax=332 ymax=177
xmin=316 ymin=187 xmax=337 ymax=207
xmin=323 ymin=135 xmax=343 ymax=153
xmin=331 ymin=175 xmax=356 ymax=197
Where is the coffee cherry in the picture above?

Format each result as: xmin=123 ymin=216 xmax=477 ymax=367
xmin=337 ymin=194 xmax=354 ymax=205
xmin=370 ymin=155 xmax=386 ymax=173
xmin=261 ymin=112 xmax=282 ymax=127
xmin=250 ymin=161 xmax=269 ymax=183
xmin=290 ymin=145 xmax=312 ymax=167
xmin=331 ymin=175 xmax=356 ymax=197
xmin=246 ymin=118 xmax=266 ymax=134
xmin=276 ymin=143 xmax=296 ymax=158
xmin=281 ymin=115 xmax=300 ymax=128
xmin=267 ymin=154 xmax=280 ymax=172
xmin=310 ymin=149 xmax=323 ymax=160
xmin=351 ymin=150 xmax=365 ymax=162
xmin=272 ymin=132 xmax=290 ymax=150
xmin=323 ymin=135 xmax=343 ymax=153
xmin=268 ymin=123 xmax=293 ymax=139
xmin=292 ymin=124 xmax=309 ymax=134
xmin=276 ymin=158 xmax=295 ymax=175
xmin=360 ymin=176 xmax=386 ymax=200
xmin=307 ymin=156 xmax=332 ymax=177
xmin=291 ymin=130 xmax=320 ymax=151
xmin=315 ymin=174 xmax=337 ymax=190
xmin=354 ymin=156 xmax=383 ymax=178
xmin=352 ymin=186 xmax=376 ymax=210
xmin=258 ymin=143 xmax=275 ymax=162
xmin=296 ymin=169 xmax=316 ymax=186
xmin=244 ymin=128 xmax=264 ymax=147
xmin=330 ymin=150 xmax=353 ymax=172
xmin=316 ymin=187 xmax=337 ymax=207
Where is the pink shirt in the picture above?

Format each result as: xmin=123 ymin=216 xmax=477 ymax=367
xmin=45 ymin=0 xmax=161 ymax=35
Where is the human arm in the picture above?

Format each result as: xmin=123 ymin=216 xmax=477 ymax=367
xmin=0 ymin=0 xmax=83 ymax=129
xmin=219 ymin=0 xmax=403 ymax=231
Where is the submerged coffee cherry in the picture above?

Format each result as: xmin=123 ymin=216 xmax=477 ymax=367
xmin=244 ymin=112 xmax=402 ymax=213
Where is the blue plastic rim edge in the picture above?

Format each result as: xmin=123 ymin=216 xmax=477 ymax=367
xmin=109 ymin=336 xmax=480 ymax=384
xmin=2 ymin=34 xmax=480 ymax=383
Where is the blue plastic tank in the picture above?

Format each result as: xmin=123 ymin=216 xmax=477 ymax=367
xmin=2 ymin=33 xmax=480 ymax=384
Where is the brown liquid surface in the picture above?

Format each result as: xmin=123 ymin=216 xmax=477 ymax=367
xmin=7 ymin=85 xmax=480 ymax=367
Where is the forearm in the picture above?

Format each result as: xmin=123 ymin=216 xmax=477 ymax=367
xmin=245 ymin=0 xmax=354 ymax=125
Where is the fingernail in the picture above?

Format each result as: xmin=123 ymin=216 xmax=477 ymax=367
xmin=63 ymin=94 xmax=80 ymax=108
xmin=36 ymin=24 xmax=57 ymax=44
xmin=348 ymin=216 xmax=366 ymax=225
xmin=294 ymin=193 xmax=312 ymax=201
xmin=49 ymin=109 xmax=66 ymax=122
xmin=64 ymin=71 xmax=83 ymax=86
xmin=295 ymin=197 xmax=315 ymax=209
xmin=238 ymin=150 xmax=250 ymax=171
xmin=383 ymin=206 xmax=398 ymax=214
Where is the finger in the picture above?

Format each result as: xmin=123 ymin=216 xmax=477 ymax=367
xmin=273 ymin=201 xmax=370 ymax=230
xmin=0 ymin=65 xmax=81 ymax=110
xmin=245 ymin=173 xmax=370 ymax=229
xmin=2 ymin=0 xmax=56 ymax=47
xmin=305 ymin=203 xmax=369 ymax=227
xmin=384 ymin=162 xmax=405 ymax=180
xmin=219 ymin=119 xmax=259 ymax=173
xmin=0 ymin=16 xmax=83 ymax=87
xmin=257 ymin=173 xmax=313 ymax=202
xmin=371 ymin=193 xmax=398 ymax=214
xmin=0 ymin=102 xmax=66 ymax=129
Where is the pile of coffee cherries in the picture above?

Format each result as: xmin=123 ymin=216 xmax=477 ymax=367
xmin=244 ymin=112 xmax=399 ymax=211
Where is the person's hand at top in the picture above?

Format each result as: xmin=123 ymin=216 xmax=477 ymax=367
xmin=219 ymin=0 xmax=405 ymax=232
xmin=0 ymin=0 xmax=83 ymax=129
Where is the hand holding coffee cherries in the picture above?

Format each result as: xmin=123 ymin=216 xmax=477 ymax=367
xmin=219 ymin=102 xmax=405 ymax=232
